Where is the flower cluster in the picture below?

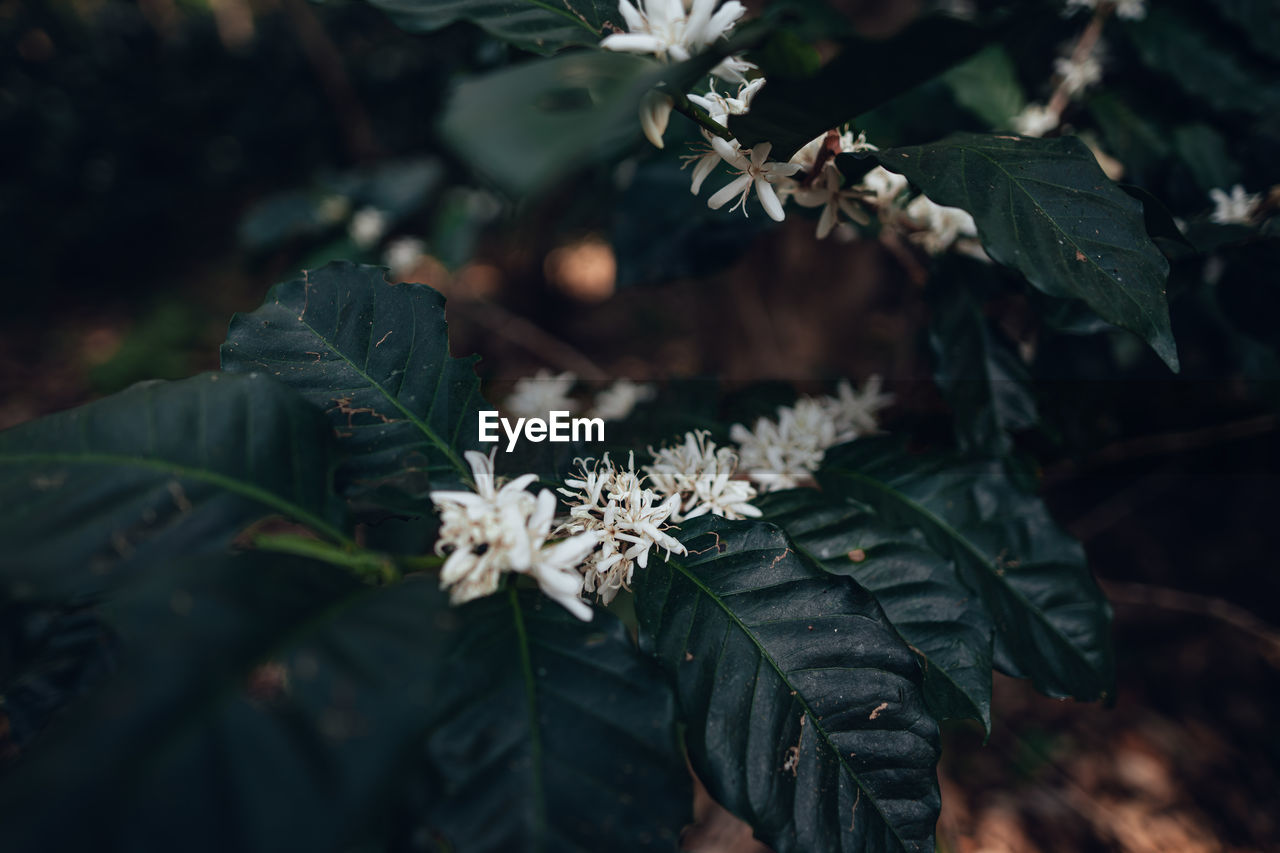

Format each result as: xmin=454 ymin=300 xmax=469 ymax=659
xmin=558 ymin=453 xmax=687 ymax=604
xmin=430 ymin=451 xmax=599 ymax=619
xmin=644 ymin=429 xmax=760 ymax=521
xmin=730 ymin=377 xmax=894 ymax=491
xmin=504 ymin=371 xmax=656 ymax=422
xmin=1209 ymin=185 xmax=1261 ymax=226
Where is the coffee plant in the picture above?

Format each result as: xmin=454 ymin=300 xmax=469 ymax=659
xmin=2 ymin=0 xmax=1276 ymax=851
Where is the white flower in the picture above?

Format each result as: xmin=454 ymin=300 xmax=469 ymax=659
xmin=1209 ymin=185 xmax=1260 ymax=225
xmin=601 ymin=0 xmax=745 ymax=63
xmin=589 ymin=379 xmax=656 ymax=421
xmin=682 ymin=137 xmax=728 ymax=195
xmin=558 ymin=453 xmax=686 ymax=604
xmin=504 ymin=370 xmax=579 ymax=420
xmin=1012 ymin=103 xmax=1060 ymax=138
xmin=639 ymin=90 xmax=674 ymax=149
xmin=430 ymin=451 xmax=599 ymax=619
xmin=710 ymin=54 xmax=759 ymax=84
xmin=824 ymin=376 xmax=894 ymax=437
xmin=644 ymin=430 xmax=761 ymax=521
xmin=688 ymin=77 xmax=765 ymax=126
xmin=730 ymin=397 xmax=842 ymax=492
xmin=857 ymin=166 xmax=910 ymax=207
xmin=383 ymin=236 xmax=426 ymax=277
xmin=349 ymin=206 xmax=387 ymax=248
xmin=790 ymin=164 xmax=871 ymax=239
xmin=706 ymin=140 xmax=802 ymax=222
xmin=903 ymin=195 xmax=979 ymax=254
xmin=1053 ymin=52 xmax=1103 ymax=97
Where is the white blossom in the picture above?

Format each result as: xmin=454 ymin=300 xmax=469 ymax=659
xmin=644 ymin=430 xmax=761 ymax=521
xmin=430 ymin=451 xmax=599 ymax=619
xmin=639 ymin=90 xmax=674 ymax=149
xmin=730 ymin=397 xmax=842 ymax=492
xmin=710 ymin=54 xmax=759 ymax=85
xmin=349 ymin=206 xmax=387 ymax=248
xmin=824 ymin=376 xmax=894 ymax=437
xmin=1209 ymin=185 xmax=1261 ymax=225
xmin=903 ymin=195 xmax=980 ymax=254
xmin=857 ymin=166 xmax=910 ymax=207
xmin=504 ymin=370 xmax=579 ymax=419
xmin=1013 ymin=103 xmax=1060 ymax=138
xmin=559 ymin=453 xmax=686 ymax=604
xmin=383 ymin=236 xmax=426 ymax=277
xmin=682 ymin=138 xmax=727 ymax=195
xmin=601 ymin=0 xmax=745 ymax=63
xmin=688 ymin=78 xmax=765 ymax=126
xmin=1053 ymin=52 xmax=1103 ymax=97
xmin=706 ymin=140 xmax=802 ymax=222
xmin=790 ymin=165 xmax=871 ymax=239
xmin=589 ymin=379 xmax=656 ymax=421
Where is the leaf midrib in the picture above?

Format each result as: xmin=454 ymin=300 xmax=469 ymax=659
xmin=0 ymin=451 xmax=351 ymax=546
xmin=666 ymin=543 xmax=911 ymax=851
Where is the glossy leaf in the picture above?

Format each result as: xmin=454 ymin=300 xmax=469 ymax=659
xmin=366 ymin=0 xmax=614 ymax=54
xmin=819 ymin=438 xmax=1114 ymax=703
xmin=0 ymin=372 xmax=349 ymax=601
xmin=425 ymin=588 xmax=690 ymax=852
xmin=0 ymin=555 xmax=453 ymax=853
xmin=755 ymin=489 xmax=993 ymax=732
xmin=929 ymin=284 xmax=1038 ymax=456
xmin=876 ymin=133 xmax=1178 ymax=371
xmin=636 ymin=518 xmax=940 ymax=853
xmin=222 ymin=262 xmax=484 ymax=507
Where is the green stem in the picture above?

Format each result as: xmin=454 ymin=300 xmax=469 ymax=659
xmin=254 ymin=533 xmax=399 ymax=583
xmin=666 ymin=89 xmax=735 ymax=141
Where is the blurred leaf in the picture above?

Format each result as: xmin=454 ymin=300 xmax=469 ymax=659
xmin=1085 ymin=92 xmax=1170 ymax=183
xmin=1215 ymin=0 xmax=1280 ymax=61
xmin=636 ymin=518 xmax=941 ymax=853
xmin=88 ymin=302 xmax=204 ymax=393
xmin=929 ymin=285 xmax=1038 ymax=456
xmin=366 ymin=0 xmax=615 ymax=54
xmin=820 ymin=438 xmax=1115 ymax=703
xmin=1171 ymin=124 xmax=1242 ymax=194
xmin=222 ymin=262 xmax=484 ymax=509
xmin=876 ymin=133 xmax=1178 ymax=371
xmin=0 ymin=373 xmax=349 ymax=601
xmin=424 ymin=589 xmax=691 ymax=851
xmin=756 ymin=489 xmax=994 ymax=733
xmin=731 ymin=15 xmax=1011 ymax=158
xmin=0 ymin=555 xmax=454 ymax=853
xmin=1122 ymin=8 xmax=1280 ymax=116
xmin=942 ymin=44 xmax=1025 ymax=129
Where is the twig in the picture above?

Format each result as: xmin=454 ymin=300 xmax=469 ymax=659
xmin=281 ymin=0 xmax=380 ymax=162
xmin=454 ymin=297 xmax=611 ymax=382
xmin=1102 ymin=580 xmax=1280 ymax=665
xmin=1046 ymin=3 xmax=1112 ymax=120
xmin=1042 ymin=413 xmax=1279 ymax=485
xmin=666 ymin=90 xmax=735 ymax=141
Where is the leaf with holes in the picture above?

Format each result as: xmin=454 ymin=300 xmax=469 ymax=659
xmin=755 ymin=489 xmax=993 ymax=733
xmin=0 ymin=372 xmax=349 ymax=602
xmin=366 ymin=0 xmax=616 ymax=55
xmin=0 ymin=555 xmax=455 ymax=853
xmin=636 ymin=518 xmax=940 ymax=853
xmin=874 ymin=133 xmax=1178 ymax=371
xmin=423 ymin=588 xmax=690 ymax=852
xmin=929 ymin=283 xmax=1038 ymax=457
xmin=222 ymin=262 xmax=484 ymax=511
xmin=819 ymin=438 xmax=1114 ymax=703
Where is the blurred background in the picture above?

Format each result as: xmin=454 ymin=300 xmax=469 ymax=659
xmin=3 ymin=0 xmax=1279 ymax=849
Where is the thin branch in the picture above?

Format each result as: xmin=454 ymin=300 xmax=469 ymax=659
xmin=667 ymin=90 xmax=735 ymax=141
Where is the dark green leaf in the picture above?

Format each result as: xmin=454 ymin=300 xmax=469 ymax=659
xmin=1122 ymin=8 xmax=1280 ymax=116
xmin=0 ymin=555 xmax=453 ymax=853
xmin=819 ymin=438 xmax=1114 ymax=703
xmin=426 ymin=587 xmax=690 ymax=852
xmin=1215 ymin=0 xmax=1280 ymax=61
xmin=875 ymin=133 xmax=1178 ymax=371
xmin=366 ymin=0 xmax=614 ymax=54
xmin=929 ymin=284 xmax=1038 ymax=456
xmin=755 ymin=490 xmax=993 ymax=733
xmin=222 ymin=261 xmax=483 ymax=509
xmin=636 ymin=518 xmax=940 ymax=853
xmin=731 ymin=16 xmax=1008 ymax=158
xmin=942 ymin=44 xmax=1025 ymax=129
xmin=1171 ymin=124 xmax=1242 ymax=194
xmin=441 ymin=51 xmax=659 ymax=197
xmin=0 ymin=372 xmax=349 ymax=601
